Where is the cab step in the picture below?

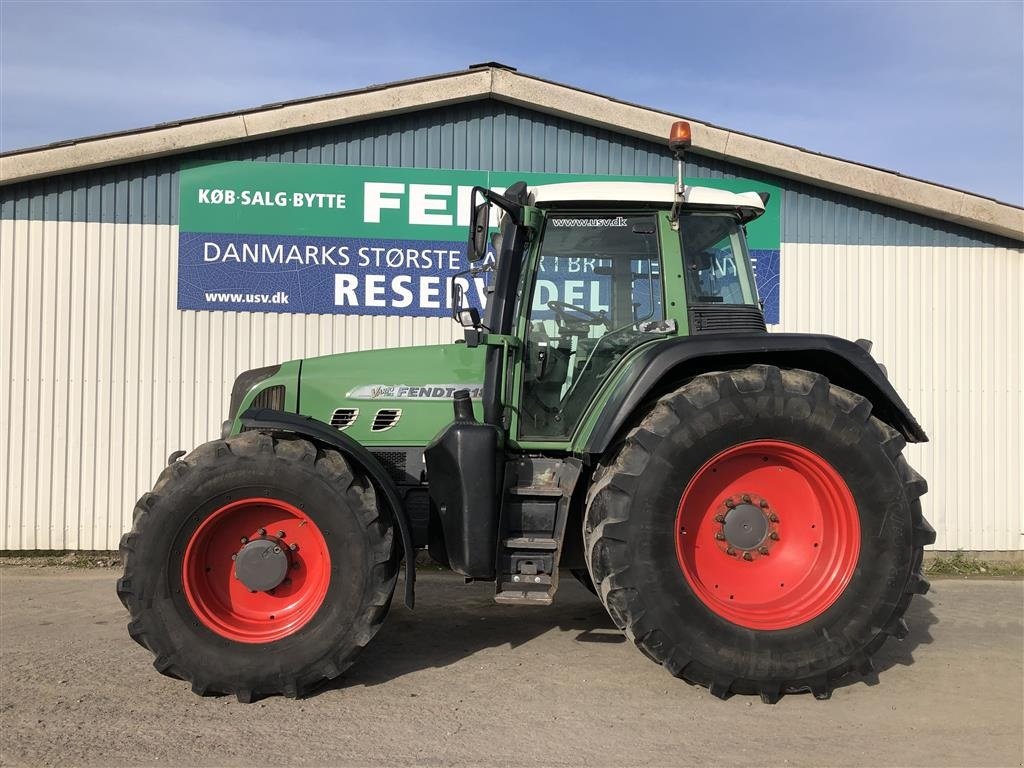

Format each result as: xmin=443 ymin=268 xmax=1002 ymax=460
xmin=494 ymin=457 xmax=582 ymax=606
xmin=503 ymin=537 xmax=557 ymax=550
xmin=508 ymin=486 xmax=564 ymax=497
xmin=495 ymin=582 xmax=554 ymax=605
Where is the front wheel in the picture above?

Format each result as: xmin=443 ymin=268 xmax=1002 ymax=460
xmin=117 ymin=432 xmax=398 ymax=701
xmin=584 ymin=365 xmax=933 ymax=702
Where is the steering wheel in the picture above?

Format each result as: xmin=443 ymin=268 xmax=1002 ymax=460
xmin=547 ymin=300 xmax=611 ymax=334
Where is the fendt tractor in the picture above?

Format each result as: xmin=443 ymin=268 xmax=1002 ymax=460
xmin=118 ymin=121 xmax=933 ymax=703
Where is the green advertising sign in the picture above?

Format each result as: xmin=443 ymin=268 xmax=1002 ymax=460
xmin=177 ymin=161 xmax=781 ymax=320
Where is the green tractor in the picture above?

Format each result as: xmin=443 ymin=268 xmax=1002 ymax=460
xmin=118 ymin=122 xmax=933 ymax=703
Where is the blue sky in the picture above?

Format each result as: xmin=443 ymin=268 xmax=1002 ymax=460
xmin=1 ymin=0 xmax=1021 ymax=204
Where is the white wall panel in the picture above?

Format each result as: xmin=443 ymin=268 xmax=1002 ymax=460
xmin=1 ymin=220 xmax=1021 ymax=550
xmin=0 ymin=220 xmax=461 ymax=550
xmin=775 ymin=242 xmax=1023 ymax=551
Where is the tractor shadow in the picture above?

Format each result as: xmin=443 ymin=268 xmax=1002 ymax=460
xmin=833 ymin=591 xmax=939 ymax=691
xmin=316 ymin=571 xmax=619 ymax=695
xmin=314 ymin=571 xmax=940 ymax=698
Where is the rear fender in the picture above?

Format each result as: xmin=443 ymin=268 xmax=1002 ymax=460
xmin=583 ymin=333 xmax=928 ymax=457
xmin=239 ymin=408 xmax=417 ymax=609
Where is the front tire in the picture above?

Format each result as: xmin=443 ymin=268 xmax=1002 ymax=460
xmin=117 ymin=432 xmax=398 ymax=701
xmin=583 ymin=365 xmax=933 ymax=702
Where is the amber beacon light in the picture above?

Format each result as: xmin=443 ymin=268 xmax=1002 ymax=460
xmin=668 ymin=120 xmax=692 ymax=152
xmin=668 ymin=121 xmax=692 ymax=227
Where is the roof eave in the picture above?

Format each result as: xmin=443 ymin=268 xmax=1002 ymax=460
xmin=488 ymin=70 xmax=1023 ymax=242
xmin=1 ymin=66 xmax=1020 ymax=242
xmin=0 ymin=68 xmax=493 ymax=187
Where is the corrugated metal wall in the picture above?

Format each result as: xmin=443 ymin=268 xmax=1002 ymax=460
xmin=0 ymin=219 xmax=459 ymax=549
xmin=2 ymin=99 xmax=1022 ymax=551
xmin=777 ymin=243 xmax=1022 ymax=551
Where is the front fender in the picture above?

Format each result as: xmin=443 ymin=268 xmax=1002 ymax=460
xmin=239 ymin=408 xmax=417 ymax=609
xmin=582 ymin=333 xmax=927 ymax=456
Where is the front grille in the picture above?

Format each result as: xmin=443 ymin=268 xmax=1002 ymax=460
xmin=371 ymin=408 xmax=402 ymax=432
xmin=330 ymin=408 xmax=359 ymax=430
xmin=228 ymin=364 xmax=281 ymax=419
xmin=250 ymin=385 xmax=286 ymax=411
xmin=370 ymin=450 xmax=408 ymax=483
xmin=688 ymin=304 xmax=767 ymax=334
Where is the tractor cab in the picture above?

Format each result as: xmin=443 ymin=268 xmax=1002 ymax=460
xmin=426 ymin=125 xmax=777 ymax=602
xmin=461 ymin=179 xmax=768 ymax=440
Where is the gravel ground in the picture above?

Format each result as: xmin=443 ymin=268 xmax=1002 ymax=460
xmin=1 ymin=567 xmax=1021 ymax=767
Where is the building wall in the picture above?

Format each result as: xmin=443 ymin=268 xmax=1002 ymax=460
xmin=2 ymin=99 xmax=1021 ymax=551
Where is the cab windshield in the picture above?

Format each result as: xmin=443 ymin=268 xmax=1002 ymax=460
xmin=679 ymin=213 xmax=758 ymax=306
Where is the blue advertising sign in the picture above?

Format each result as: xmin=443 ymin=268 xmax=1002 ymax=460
xmin=177 ymin=163 xmax=782 ymax=322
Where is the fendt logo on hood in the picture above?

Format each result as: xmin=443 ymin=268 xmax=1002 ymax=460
xmin=347 ymin=384 xmax=483 ymax=401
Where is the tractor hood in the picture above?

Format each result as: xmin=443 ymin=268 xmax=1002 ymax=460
xmin=296 ymin=342 xmax=487 ymax=446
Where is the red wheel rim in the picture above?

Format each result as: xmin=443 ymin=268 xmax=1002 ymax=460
xmin=182 ymin=498 xmax=331 ymax=643
xmin=674 ymin=440 xmax=860 ymax=630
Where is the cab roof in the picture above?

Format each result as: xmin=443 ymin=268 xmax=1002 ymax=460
xmin=529 ymin=181 xmax=766 ymax=216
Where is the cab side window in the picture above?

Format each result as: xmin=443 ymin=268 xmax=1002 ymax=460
xmin=519 ymin=214 xmax=663 ymax=439
xmin=680 ymin=214 xmax=756 ymax=306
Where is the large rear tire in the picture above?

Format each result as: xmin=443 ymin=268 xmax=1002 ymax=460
xmin=117 ymin=431 xmax=398 ymax=701
xmin=583 ymin=365 xmax=933 ymax=702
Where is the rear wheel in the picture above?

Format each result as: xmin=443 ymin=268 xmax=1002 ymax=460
xmin=584 ymin=365 xmax=933 ymax=702
xmin=117 ymin=431 xmax=398 ymax=701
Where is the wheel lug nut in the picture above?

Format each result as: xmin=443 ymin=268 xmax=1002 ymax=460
xmin=769 ymin=532 xmax=780 ymax=541
xmin=715 ymin=532 xmax=726 ymax=541
xmin=289 ymin=543 xmax=298 ymax=551
xmin=743 ymin=552 xmax=753 ymax=561
xmin=760 ymin=500 xmax=769 ymax=509
xmin=742 ymin=494 xmax=751 ymax=504
xmin=726 ymin=547 xmax=736 ymax=556
xmin=276 ymin=530 xmax=285 ymax=538
xmin=725 ymin=499 xmax=736 ymax=508
xmin=769 ymin=513 xmax=779 ymax=523
xmin=257 ymin=528 xmax=266 ymax=536
xmin=240 ymin=536 xmax=248 ymax=544
xmin=758 ymin=546 xmax=770 ymax=555
xmin=714 ymin=514 xmax=726 ymax=523
xmin=231 ymin=553 xmax=237 ymax=560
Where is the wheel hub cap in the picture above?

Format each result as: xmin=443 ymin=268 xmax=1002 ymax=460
xmin=234 ymin=538 xmax=289 ymax=592
xmin=722 ymin=503 xmax=769 ymax=550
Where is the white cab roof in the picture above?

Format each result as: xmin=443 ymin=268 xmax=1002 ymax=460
xmin=529 ymin=181 xmax=765 ymax=213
